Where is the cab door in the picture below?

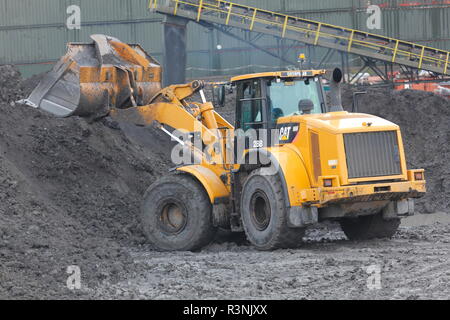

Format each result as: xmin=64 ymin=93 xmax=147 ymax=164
xmin=235 ymin=79 xmax=270 ymax=151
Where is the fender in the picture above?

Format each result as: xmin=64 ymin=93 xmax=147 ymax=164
xmin=176 ymin=165 xmax=229 ymax=204
xmin=240 ymin=147 xmax=312 ymax=207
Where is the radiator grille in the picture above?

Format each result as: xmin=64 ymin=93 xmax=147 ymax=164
xmin=344 ymin=131 xmax=401 ymax=179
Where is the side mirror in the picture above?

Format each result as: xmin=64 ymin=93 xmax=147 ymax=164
xmin=212 ymin=85 xmax=226 ymax=108
xmin=298 ymin=99 xmax=314 ymax=114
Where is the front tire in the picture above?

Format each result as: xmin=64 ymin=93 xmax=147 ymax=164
xmin=340 ymin=213 xmax=401 ymax=240
xmin=141 ymin=174 xmax=216 ymax=251
xmin=240 ymin=169 xmax=305 ymax=250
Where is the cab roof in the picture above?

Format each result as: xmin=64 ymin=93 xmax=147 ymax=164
xmin=230 ymin=69 xmax=326 ymax=82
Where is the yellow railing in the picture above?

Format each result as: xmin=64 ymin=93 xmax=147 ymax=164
xmin=149 ymin=0 xmax=450 ymax=74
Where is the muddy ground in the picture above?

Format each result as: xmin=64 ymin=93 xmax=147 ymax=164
xmin=93 ymin=219 xmax=450 ymax=300
xmin=0 ymin=65 xmax=449 ymax=300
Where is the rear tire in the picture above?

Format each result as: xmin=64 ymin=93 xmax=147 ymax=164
xmin=141 ymin=173 xmax=216 ymax=251
xmin=340 ymin=213 xmax=400 ymax=240
xmin=240 ymin=169 xmax=305 ymax=250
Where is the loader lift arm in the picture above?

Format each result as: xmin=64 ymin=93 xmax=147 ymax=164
xmin=109 ymin=80 xmax=234 ymax=167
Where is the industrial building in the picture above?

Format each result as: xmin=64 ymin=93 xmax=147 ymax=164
xmin=1 ymin=0 xmax=450 ymax=79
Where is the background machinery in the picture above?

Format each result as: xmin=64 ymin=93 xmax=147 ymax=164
xmin=21 ymin=34 xmax=425 ymax=251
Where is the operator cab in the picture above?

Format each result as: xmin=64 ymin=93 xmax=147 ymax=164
xmin=229 ymin=70 xmax=328 ymax=148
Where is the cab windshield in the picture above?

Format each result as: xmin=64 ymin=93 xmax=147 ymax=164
xmin=267 ymin=78 xmax=322 ymax=121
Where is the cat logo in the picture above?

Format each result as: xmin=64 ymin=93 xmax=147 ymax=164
xmin=277 ymin=124 xmax=300 ymax=144
xmin=279 ymin=127 xmax=291 ymax=141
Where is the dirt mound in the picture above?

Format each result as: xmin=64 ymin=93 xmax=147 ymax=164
xmin=0 ymin=65 xmax=171 ymax=299
xmin=341 ymin=86 xmax=450 ymax=213
xmin=0 ymin=65 xmax=23 ymax=103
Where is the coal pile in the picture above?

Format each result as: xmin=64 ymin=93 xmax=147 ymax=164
xmin=0 ymin=65 xmax=23 ymax=103
xmin=0 ymin=65 xmax=171 ymax=299
xmin=342 ymin=86 xmax=450 ymax=213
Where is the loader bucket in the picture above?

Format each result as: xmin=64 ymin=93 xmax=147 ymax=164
xmin=20 ymin=34 xmax=162 ymax=119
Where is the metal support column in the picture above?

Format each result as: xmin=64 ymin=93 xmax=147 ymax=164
xmin=163 ymin=15 xmax=189 ymax=86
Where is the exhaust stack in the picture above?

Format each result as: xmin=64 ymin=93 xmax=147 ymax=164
xmin=329 ymin=68 xmax=343 ymax=112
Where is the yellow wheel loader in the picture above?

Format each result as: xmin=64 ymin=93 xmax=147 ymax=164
xmin=21 ymin=35 xmax=426 ymax=251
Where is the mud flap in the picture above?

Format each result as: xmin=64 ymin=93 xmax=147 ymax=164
xmin=287 ymin=206 xmax=318 ymax=228
xmin=383 ymin=199 xmax=415 ymax=219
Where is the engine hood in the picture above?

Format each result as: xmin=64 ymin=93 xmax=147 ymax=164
xmin=278 ymin=111 xmax=399 ymax=134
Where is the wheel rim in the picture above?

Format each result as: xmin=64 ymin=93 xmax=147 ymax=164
xmin=250 ymin=190 xmax=271 ymax=231
xmin=158 ymin=201 xmax=187 ymax=235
